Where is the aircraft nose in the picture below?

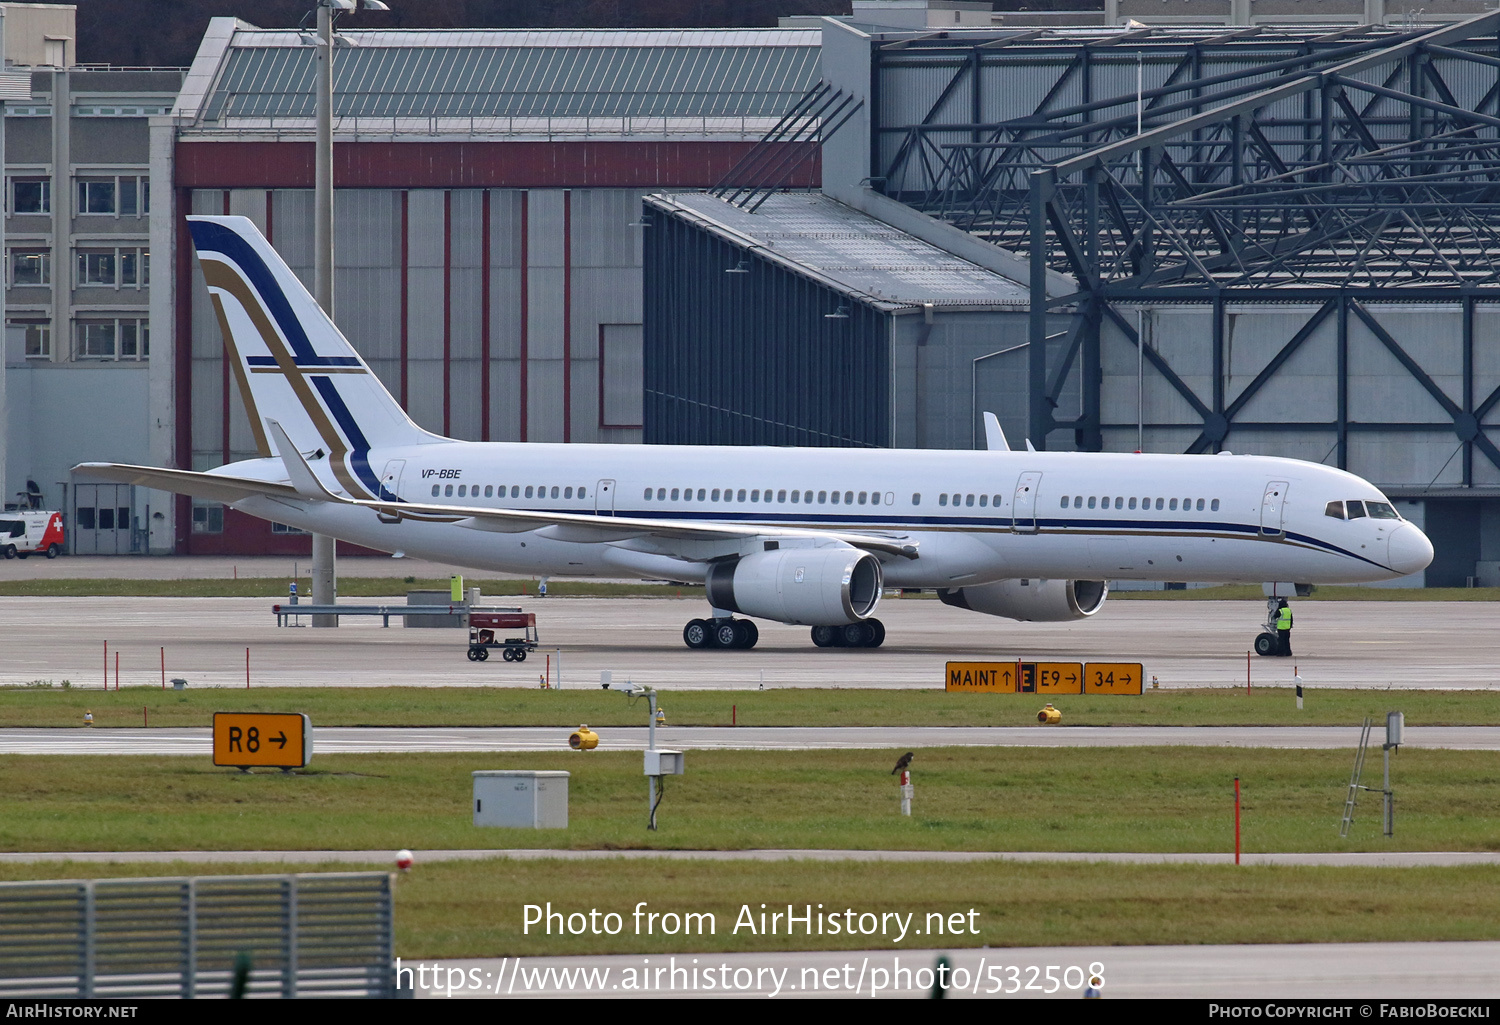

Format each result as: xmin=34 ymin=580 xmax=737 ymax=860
xmin=1387 ymin=524 xmax=1435 ymax=576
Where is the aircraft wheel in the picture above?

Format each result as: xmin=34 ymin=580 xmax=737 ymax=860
xmin=46 ymin=544 xmax=60 ymax=559
xmin=734 ymin=619 xmax=759 ymax=650
xmin=864 ymin=618 xmax=886 ymax=648
xmin=1254 ymin=632 xmax=1278 ymax=657
xmin=811 ymin=625 xmax=837 ymax=648
xmin=841 ymin=622 xmax=872 ymax=648
xmin=712 ymin=620 xmax=739 ymax=649
xmin=684 ymin=619 xmax=710 ymax=649
xmin=466 ymin=647 xmax=482 ymax=662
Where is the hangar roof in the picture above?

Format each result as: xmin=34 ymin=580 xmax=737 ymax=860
xmin=175 ymin=19 xmax=820 ymax=140
xmin=651 ymin=192 xmax=1031 ymax=311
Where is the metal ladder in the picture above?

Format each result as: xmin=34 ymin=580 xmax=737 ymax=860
xmin=1339 ymin=717 xmax=1374 ymax=838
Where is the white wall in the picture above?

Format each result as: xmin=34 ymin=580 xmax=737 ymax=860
xmin=5 ymin=361 xmax=149 ymax=514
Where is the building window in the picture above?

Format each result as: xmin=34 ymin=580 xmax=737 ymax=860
xmin=78 ymin=176 xmax=148 ymax=217
xmin=191 ymin=503 xmax=224 ymax=534
xmin=77 ymin=321 xmax=114 ymax=358
xmin=75 ymin=247 xmax=147 ymax=289
xmin=75 ymin=318 xmax=147 ymax=360
xmin=10 ymin=249 xmax=49 ymax=285
xmin=9 ymin=320 xmax=50 ymax=358
xmin=77 ymin=250 xmax=116 ymax=286
xmin=78 ymin=179 xmax=116 ymax=215
xmin=11 ymin=179 xmax=49 ymax=214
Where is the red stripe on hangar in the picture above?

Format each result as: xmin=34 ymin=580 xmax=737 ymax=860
xmin=174 ymin=141 xmax=821 ymax=190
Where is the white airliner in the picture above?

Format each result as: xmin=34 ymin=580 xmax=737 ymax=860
xmin=77 ymin=216 xmax=1434 ymax=652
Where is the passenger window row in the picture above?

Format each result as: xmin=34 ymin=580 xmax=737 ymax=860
xmin=431 ymin=484 xmax=588 ymax=500
xmin=1061 ymin=495 xmax=1220 ymax=512
xmin=938 ymin=493 xmax=1003 ymax=508
xmin=643 ymin=487 xmax=892 ymax=506
xmin=1325 ymin=499 xmax=1400 ymax=520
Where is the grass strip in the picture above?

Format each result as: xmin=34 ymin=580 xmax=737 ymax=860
xmin=6 ymin=685 xmax=1499 ymax=729
xmin=3 ymin=858 xmax=1499 ymax=955
xmin=3 ymin=747 xmax=1497 ymax=854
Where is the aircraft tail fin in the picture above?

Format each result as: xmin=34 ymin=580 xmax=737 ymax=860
xmin=186 ymin=214 xmax=439 ymax=501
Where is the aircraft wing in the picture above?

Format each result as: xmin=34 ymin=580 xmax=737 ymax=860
xmin=73 ymin=460 xmax=920 ymax=561
xmin=364 ymin=496 xmax=920 ymax=559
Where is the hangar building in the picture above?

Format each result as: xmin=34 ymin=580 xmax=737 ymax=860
xmin=644 ymin=3 xmax=1500 ymax=586
xmin=148 ymin=20 xmax=820 ymax=554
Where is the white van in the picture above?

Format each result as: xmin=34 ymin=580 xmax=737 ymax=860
xmin=0 ymin=510 xmax=65 ymax=559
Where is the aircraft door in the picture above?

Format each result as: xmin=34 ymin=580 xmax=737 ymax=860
xmin=595 ymin=479 xmax=616 ymax=516
xmin=1260 ymin=481 xmax=1289 ymax=537
xmin=1013 ymin=471 xmax=1043 ymax=534
xmin=379 ymin=459 xmax=405 ymax=501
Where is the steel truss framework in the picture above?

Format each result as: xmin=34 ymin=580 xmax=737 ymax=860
xmin=872 ymin=13 xmax=1500 ymax=479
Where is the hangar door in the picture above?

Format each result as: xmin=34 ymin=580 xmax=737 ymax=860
xmin=72 ymin=483 xmax=136 ymax=554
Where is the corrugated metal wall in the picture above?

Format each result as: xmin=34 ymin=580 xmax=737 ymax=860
xmin=643 ymin=208 xmax=892 ymax=448
xmin=1100 ymin=303 xmax=1500 ymax=489
xmin=186 ymin=186 xmax=649 ymax=479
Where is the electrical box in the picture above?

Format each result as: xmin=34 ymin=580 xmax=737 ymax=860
xmin=472 ymin=770 xmax=569 ymax=828
xmin=643 ymin=749 xmax=684 ymax=776
xmin=1386 ymin=711 xmax=1405 ymax=748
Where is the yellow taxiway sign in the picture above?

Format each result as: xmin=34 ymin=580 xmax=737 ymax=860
xmin=212 ymin=712 xmax=312 ymax=769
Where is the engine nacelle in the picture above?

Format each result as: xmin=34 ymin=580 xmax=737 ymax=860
xmin=706 ymin=547 xmax=882 ymax=626
xmin=938 ymin=578 xmax=1108 ymax=622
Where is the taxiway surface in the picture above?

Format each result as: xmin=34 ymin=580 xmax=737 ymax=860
xmin=0 ymin=594 xmax=1492 ymax=691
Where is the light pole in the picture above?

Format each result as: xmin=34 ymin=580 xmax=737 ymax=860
xmin=308 ymin=0 xmax=388 ymax=627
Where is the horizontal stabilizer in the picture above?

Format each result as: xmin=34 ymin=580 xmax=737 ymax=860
xmin=73 ymin=463 xmax=299 ymax=506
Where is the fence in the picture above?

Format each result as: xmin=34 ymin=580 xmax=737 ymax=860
xmin=0 ymin=872 xmax=395 ymax=998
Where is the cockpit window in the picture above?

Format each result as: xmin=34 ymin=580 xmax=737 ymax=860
xmin=1346 ymin=500 xmax=1367 ymax=519
xmin=1325 ymin=501 xmax=1345 ymax=519
xmin=1366 ymin=501 xmax=1400 ymax=520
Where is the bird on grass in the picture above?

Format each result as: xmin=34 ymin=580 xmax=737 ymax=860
xmin=890 ymin=751 xmax=914 ymax=775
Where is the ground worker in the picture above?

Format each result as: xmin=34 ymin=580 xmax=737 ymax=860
xmin=1276 ymin=599 xmax=1294 ymax=657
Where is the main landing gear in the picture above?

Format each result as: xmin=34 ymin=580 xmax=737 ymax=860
xmin=811 ymin=619 xmax=886 ymax=649
xmin=683 ymin=617 xmax=759 ymax=650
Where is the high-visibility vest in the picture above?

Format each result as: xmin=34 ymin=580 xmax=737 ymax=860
xmin=1277 ymin=607 xmax=1293 ymax=630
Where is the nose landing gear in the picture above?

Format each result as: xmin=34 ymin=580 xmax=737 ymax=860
xmin=1253 ymin=597 xmax=1292 ymax=657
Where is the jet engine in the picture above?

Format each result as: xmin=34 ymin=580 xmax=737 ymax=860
xmin=705 ymin=547 xmax=882 ymax=626
xmin=937 ymin=578 xmax=1107 ymax=622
